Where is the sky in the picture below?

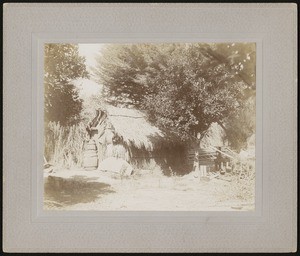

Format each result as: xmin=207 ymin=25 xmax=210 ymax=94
xmin=76 ymin=44 xmax=105 ymax=98
xmin=78 ymin=44 xmax=104 ymax=71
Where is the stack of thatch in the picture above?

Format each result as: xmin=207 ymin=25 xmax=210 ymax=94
xmin=200 ymin=122 xmax=227 ymax=148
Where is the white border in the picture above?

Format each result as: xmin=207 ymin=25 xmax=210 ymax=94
xmin=32 ymin=34 xmax=264 ymax=223
xmin=4 ymin=3 xmax=296 ymax=252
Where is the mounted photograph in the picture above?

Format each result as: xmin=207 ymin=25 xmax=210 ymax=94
xmin=43 ymin=42 xmax=256 ymax=211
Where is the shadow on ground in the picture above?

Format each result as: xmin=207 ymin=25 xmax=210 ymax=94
xmin=44 ymin=175 xmax=115 ymax=209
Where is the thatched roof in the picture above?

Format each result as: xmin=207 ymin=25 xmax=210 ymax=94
xmin=95 ymin=105 xmax=227 ymax=151
xmin=102 ymin=105 xmax=165 ymax=151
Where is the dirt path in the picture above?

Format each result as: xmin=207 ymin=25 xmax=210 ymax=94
xmin=44 ymin=169 xmax=254 ymax=211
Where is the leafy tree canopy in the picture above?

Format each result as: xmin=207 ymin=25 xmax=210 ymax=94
xmin=93 ymin=43 xmax=255 ymax=147
xmin=44 ymin=44 xmax=89 ymax=125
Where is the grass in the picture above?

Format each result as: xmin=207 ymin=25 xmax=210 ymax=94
xmin=44 ymin=121 xmax=88 ymax=169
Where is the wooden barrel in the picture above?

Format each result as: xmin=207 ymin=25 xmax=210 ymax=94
xmin=83 ymin=140 xmax=98 ymax=170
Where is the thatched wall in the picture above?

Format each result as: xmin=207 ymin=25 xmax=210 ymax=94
xmin=127 ymin=143 xmax=189 ymax=175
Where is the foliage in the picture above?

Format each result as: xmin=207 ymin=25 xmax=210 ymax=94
xmin=93 ymin=43 xmax=255 ymax=145
xmin=210 ymin=42 xmax=256 ymax=89
xmin=80 ymin=93 xmax=105 ymax=124
xmin=44 ymin=44 xmax=89 ymax=125
xmin=224 ymin=95 xmax=256 ymax=151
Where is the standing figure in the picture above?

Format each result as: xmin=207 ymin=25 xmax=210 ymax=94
xmin=215 ymin=148 xmax=226 ymax=174
xmin=86 ymin=109 xmax=102 ymax=138
xmin=193 ymin=151 xmax=202 ymax=179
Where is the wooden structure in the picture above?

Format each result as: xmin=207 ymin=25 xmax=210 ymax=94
xmin=187 ymin=144 xmax=236 ymax=176
xmin=186 ymin=121 xmax=232 ymax=176
xmin=82 ymin=139 xmax=98 ymax=171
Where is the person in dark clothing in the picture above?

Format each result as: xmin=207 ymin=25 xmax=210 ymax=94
xmin=86 ymin=109 xmax=102 ymax=139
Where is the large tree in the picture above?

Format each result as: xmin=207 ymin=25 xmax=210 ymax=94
xmin=44 ymin=44 xmax=89 ymax=125
xmin=93 ymin=43 xmax=255 ymax=147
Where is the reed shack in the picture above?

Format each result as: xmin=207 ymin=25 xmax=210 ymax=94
xmin=84 ymin=104 xmax=230 ymax=175
xmin=84 ymin=105 xmax=189 ymax=174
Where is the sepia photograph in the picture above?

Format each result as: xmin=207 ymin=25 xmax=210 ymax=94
xmin=43 ymin=42 xmax=256 ymax=211
xmin=4 ymin=3 xmax=296 ymax=253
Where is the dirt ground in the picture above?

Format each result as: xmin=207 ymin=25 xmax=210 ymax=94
xmin=44 ymin=168 xmax=255 ymax=211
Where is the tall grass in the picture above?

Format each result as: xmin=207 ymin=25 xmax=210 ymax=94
xmin=44 ymin=121 xmax=88 ymax=169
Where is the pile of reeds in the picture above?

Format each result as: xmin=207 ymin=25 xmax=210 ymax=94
xmin=44 ymin=121 xmax=88 ymax=168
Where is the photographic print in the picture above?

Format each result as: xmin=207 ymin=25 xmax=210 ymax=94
xmin=43 ymin=42 xmax=256 ymax=211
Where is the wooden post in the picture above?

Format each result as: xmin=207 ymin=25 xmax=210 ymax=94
xmin=199 ymin=165 xmax=207 ymax=177
xmin=194 ymin=132 xmax=201 ymax=179
xmin=194 ymin=156 xmax=199 ymax=173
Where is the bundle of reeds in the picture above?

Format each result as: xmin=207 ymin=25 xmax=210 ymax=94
xmin=44 ymin=121 xmax=88 ymax=168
